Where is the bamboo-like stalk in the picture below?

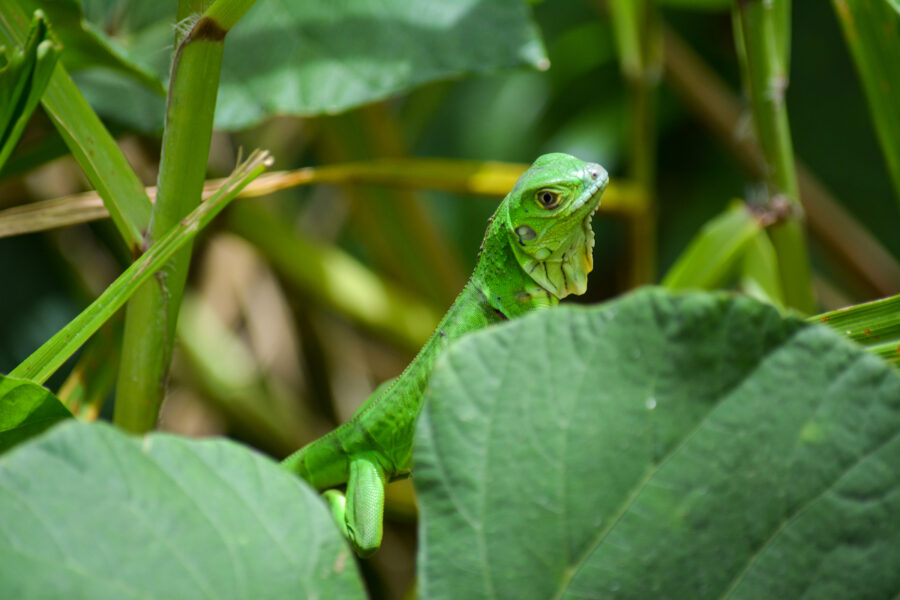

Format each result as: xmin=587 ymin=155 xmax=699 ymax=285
xmin=662 ymin=26 xmax=900 ymax=298
xmin=734 ymin=0 xmax=815 ymax=313
xmin=0 ymin=160 xmax=644 ymax=238
xmin=606 ymin=0 xmax=661 ymax=287
xmin=833 ymin=0 xmax=900 ymax=206
xmin=114 ymin=0 xmax=258 ymax=433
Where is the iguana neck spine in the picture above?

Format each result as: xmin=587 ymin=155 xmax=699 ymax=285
xmin=283 ymin=233 xmax=550 ymax=488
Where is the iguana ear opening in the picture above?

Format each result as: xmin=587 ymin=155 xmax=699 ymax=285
xmin=515 ymin=225 xmax=537 ymax=244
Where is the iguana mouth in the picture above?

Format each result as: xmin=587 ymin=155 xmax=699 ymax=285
xmin=542 ymin=176 xmax=606 ymax=298
xmin=579 ymin=176 xmax=607 ymax=274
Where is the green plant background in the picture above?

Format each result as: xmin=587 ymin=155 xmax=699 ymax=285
xmin=1 ymin=0 xmax=899 ymax=597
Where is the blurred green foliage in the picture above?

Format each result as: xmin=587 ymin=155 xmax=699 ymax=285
xmin=2 ymin=0 xmax=898 ymax=436
xmin=1 ymin=0 xmax=900 ymax=596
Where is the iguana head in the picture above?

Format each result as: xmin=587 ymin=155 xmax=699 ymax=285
xmin=504 ymin=153 xmax=608 ymax=298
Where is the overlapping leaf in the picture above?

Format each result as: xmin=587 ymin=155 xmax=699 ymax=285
xmin=16 ymin=0 xmax=163 ymax=92
xmin=0 ymin=374 xmax=70 ymax=454
xmin=415 ymin=288 xmax=900 ymax=599
xmin=0 ymin=421 xmax=365 ymax=598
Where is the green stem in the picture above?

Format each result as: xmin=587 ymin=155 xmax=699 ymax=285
xmin=832 ymin=0 xmax=900 ymax=206
xmin=205 ymin=0 xmax=259 ymax=31
xmin=626 ymin=78 xmax=657 ymax=287
xmin=734 ymin=0 xmax=815 ymax=313
xmin=606 ymin=0 xmax=661 ymax=286
xmin=10 ymin=152 xmax=272 ymax=385
xmin=736 ymin=0 xmax=798 ymax=201
xmin=114 ymin=0 xmax=256 ymax=432
xmin=662 ymin=25 xmax=900 ymax=298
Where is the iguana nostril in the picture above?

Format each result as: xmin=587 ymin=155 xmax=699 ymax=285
xmin=586 ymin=163 xmax=608 ymax=184
xmin=515 ymin=225 xmax=537 ymax=244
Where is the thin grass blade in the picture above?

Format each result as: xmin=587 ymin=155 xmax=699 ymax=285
xmin=9 ymin=151 xmax=272 ymax=385
xmin=0 ymin=1 xmax=153 ymax=250
xmin=811 ymin=293 xmax=900 ymax=365
xmin=0 ymin=160 xmax=640 ymax=238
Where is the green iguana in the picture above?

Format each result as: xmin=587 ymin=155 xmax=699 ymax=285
xmin=283 ymin=153 xmax=608 ymax=556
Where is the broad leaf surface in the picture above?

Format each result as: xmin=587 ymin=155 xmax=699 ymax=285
xmin=71 ymin=0 xmax=547 ymax=131
xmin=0 ymin=375 xmax=71 ymax=454
xmin=415 ymin=288 xmax=900 ymax=599
xmin=216 ymin=0 xmax=546 ymax=128
xmin=0 ymin=421 xmax=365 ymax=599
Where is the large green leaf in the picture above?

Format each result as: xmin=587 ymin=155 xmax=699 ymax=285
xmin=0 ymin=421 xmax=365 ymax=598
xmin=0 ymin=374 xmax=71 ymax=454
xmin=67 ymin=0 xmax=547 ymax=131
xmin=415 ymin=288 xmax=900 ymax=599
xmin=218 ymin=0 xmax=547 ymax=128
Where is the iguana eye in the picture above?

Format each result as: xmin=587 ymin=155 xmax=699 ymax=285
xmin=536 ymin=189 xmax=560 ymax=209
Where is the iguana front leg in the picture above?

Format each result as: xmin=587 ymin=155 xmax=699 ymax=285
xmin=489 ymin=283 xmax=558 ymax=319
xmin=322 ymin=455 xmax=386 ymax=557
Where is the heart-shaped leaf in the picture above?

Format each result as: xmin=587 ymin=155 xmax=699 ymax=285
xmin=415 ymin=288 xmax=900 ymax=599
